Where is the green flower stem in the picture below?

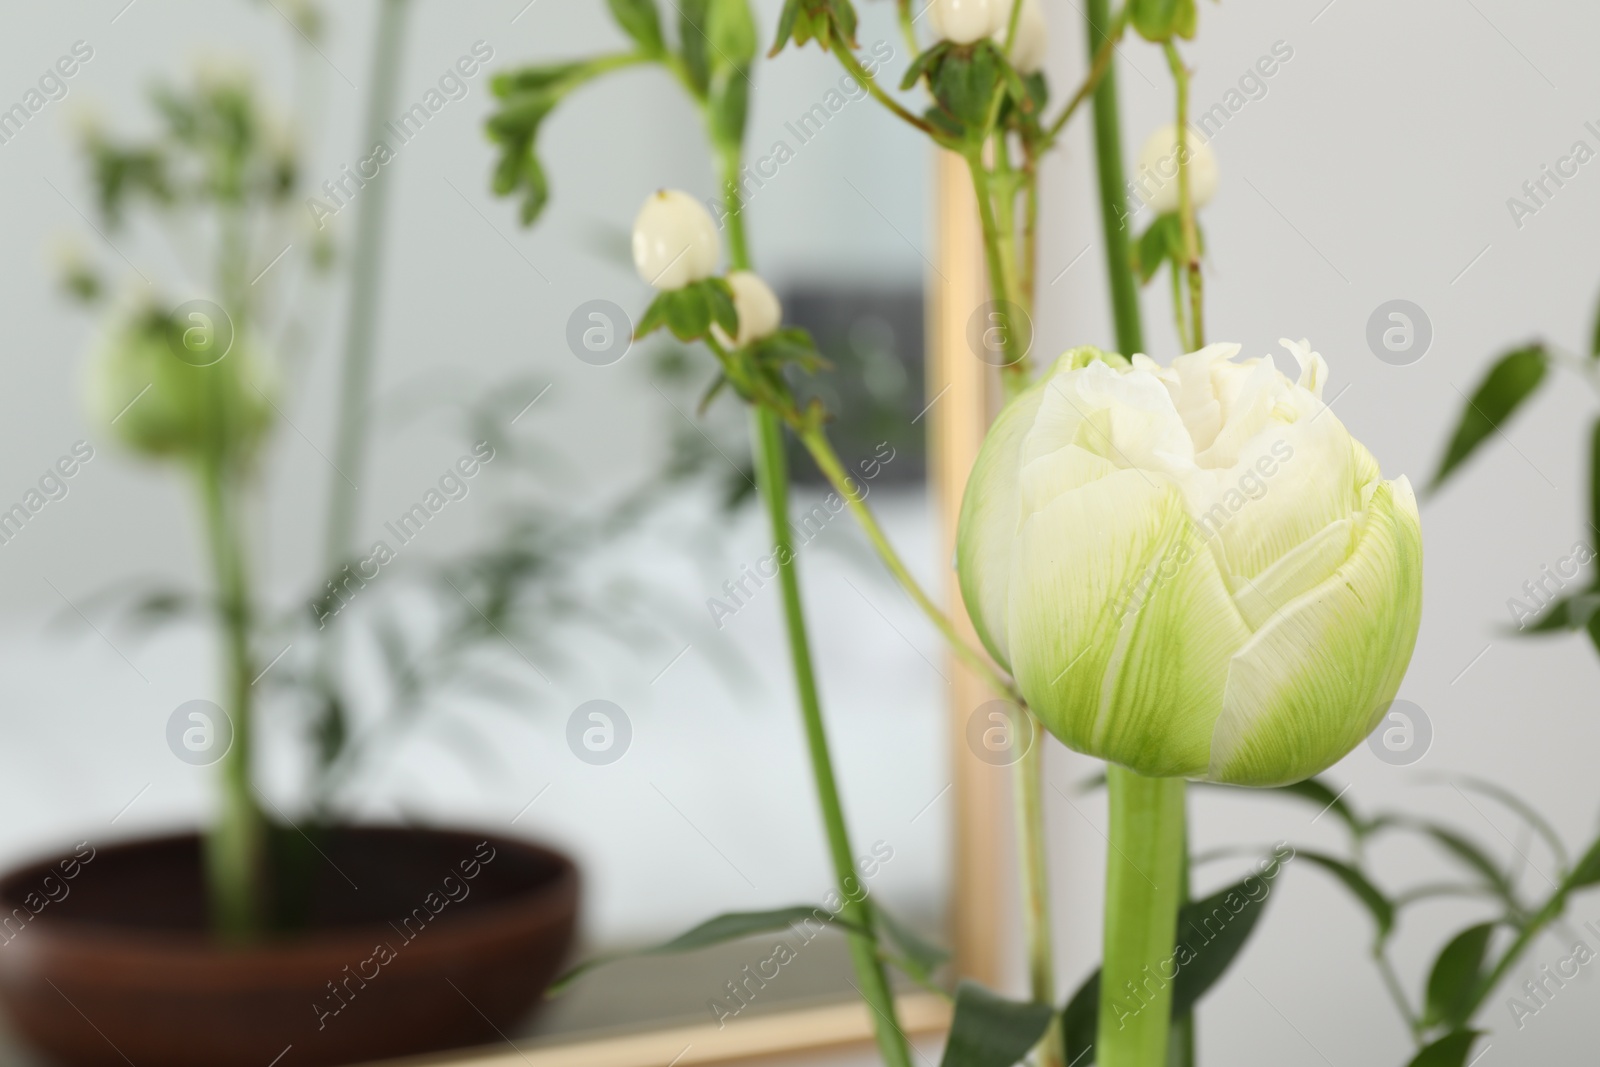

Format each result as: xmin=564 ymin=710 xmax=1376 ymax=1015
xmin=895 ymin=0 xmax=920 ymax=59
xmin=1168 ymin=799 xmax=1195 ymax=1067
xmin=1098 ymin=767 xmax=1186 ymax=1067
xmin=1016 ymin=724 xmax=1062 ymax=1067
xmin=713 ymin=138 xmax=911 ymax=1067
xmin=752 ymin=410 xmax=913 ymax=1067
xmin=1163 ymin=43 xmax=1203 ymax=350
xmin=795 ymin=425 xmax=1020 ymax=704
xmin=965 ymin=152 xmax=1033 ymax=394
xmin=829 ymin=44 xmax=936 ymax=136
xmin=1084 ymin=0 xmax=1144 ymax=357
xmin=322 ymin=0 xmax=411 ymax=575
xmin=1044 ymin=12 xmax=1125 ymax=144
xmin=196 ymin=451 xmax=265 ymax=938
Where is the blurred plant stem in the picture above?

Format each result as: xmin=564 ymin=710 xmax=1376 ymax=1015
xmin=313 ymin=0 xmax=411 ymax=800
xmin=322 ymin=0 xmax=410 ymax=586
xmin=197 ymin=448 xmax=264 ymax=938
xmin=716 ymin=130 xmax=914 ymax=1067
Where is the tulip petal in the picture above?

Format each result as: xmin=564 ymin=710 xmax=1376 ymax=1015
xmin=1201 ymin=410 xmax=1379 ymax=585
xmin=1207 ymin=478 xmax=1423 ymax=786
xmin=1008 ymin=469 xmax=1250 ymax=778
xmin=1231 ymin=516 xmax=1357 ymax=630
xmin=957 ymin=384 xmax=1047 ymax=671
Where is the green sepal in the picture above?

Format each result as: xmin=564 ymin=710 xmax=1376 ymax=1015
xmin=900 ymin=41 xmax=952 ymax=91
xmin=708 ymin=0 xmax=758 ymax=67
xmin=932 ymin=41 xmax=1003 ymax=139
xmin=637 ymin=278 xmax=737 ymax=344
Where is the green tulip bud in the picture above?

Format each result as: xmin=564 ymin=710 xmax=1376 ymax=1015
xmin=87 ymin=302 xmax=276 ymax=463
xmin=957 ymin=341 xmax=1422 ymax=786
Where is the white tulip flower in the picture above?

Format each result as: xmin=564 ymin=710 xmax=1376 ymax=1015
xmin=928 ymin=0 xmax=1006 ymax=45
xmin=632 ymin=190 xmax=720 ymax=290
xmin=994 ymin=0 xmax=1048 ymax=74
xmin=1134 ymin=123 xmax=1219 ymax=216
xmin=712 ymin=271 xmax=783 ymax=348
xmin=957 ymin=342 xmax=1422 ymax=787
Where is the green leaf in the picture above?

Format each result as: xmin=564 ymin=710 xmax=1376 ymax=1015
xmin=1058 ymin=872 xmax=1278 ymax=1063
xmin=876 ymin=907 xmax=950 ymax=983
xmin=680 ymin=0 xmax=713 ymax=95
xmin=1519 ymin=588 xmax=1600 ymax=633
xmin=1258 ymin=777 xmax=1365 ymax=839
xmin=1450 ymin=776 xmax=1570 ymax=872
xmin=939 ymin=981 xmax=1053 ymax=1067
xmin=1423 ymin=923 xmax=1495 ymax=1030
xmin=1430 ymin=345 xmax=1547 ymax=491
xmin=1404 ymin=1030 xmax=1482 ymax=1067
xmin=1129 ymin=0 xmax=1197 ymax=41
xmin=1569 ymin=835 xmax=1600 ymax=887
xmin=550 ymin=905 xmax=859 ymax=993
xmin=1169 ymin=877 xmax=1276 ymax=1018
xmin=491 ymin=62 xmax=591 ymax=98
xmin=1134 ymin=214 xmax=1182 ymax=284
xmin=1298 ymin=851 xmax=1395 ymax=942
xmin=1403 ymin=821 xmax=1514 ymax=903
xmin=607 ymin=0 xmax=665 ymax=53
xmin=1060 ymin=971 xmax=1098 ymax=1067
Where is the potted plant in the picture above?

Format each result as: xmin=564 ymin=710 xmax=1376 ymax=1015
xmin=0 ymin=7 xmax=713 ymax=1064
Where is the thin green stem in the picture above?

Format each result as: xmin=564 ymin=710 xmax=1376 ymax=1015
xmin=1375 ymin=945 xmax=1422 ymax=1041
xmin=752 ymin=410 xmax=913 ymax=1067
xmin=1466 ymin=892 xmax=1565 ymax=1018
xmin=966 ymin=152 xmax=1033 ymax=391
xmin=322 ymin=0 xmax=411 ymax=576
xmin=831 ymin=44 xmax=937 ymax=136
xmin=1098 ymin=768 xmax=1186 ymax=1067
xmin=1044 ymin=8 xmax=1125 ymax=143
xmin=197 ymin=451 xmax=265 ymax=938
xmin=716 ymin=139 xmax=911 ymax=1067
xmin=796 ymin=425 xmax=1021 ymax=703
xmin=895 ymin=0 xmax=920 ymax=58
xmin=1167 ymin=797 xmax=1195 ymax=1067
xmin=1164 ymin=43 xmax=1203 ymax=349
xmin=1084 ymin=0 xmax=1144 ymax=356
xmin=1016 ymin=722 xmax=1062 ymax=1067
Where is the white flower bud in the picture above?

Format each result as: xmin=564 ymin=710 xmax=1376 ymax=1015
xmin=1134 ymin=123 xmax=1219 ymax=215
xmin=994 ymin=0 xmax=1047 ymax=74
xmin=632 ymin=190 xmax=720 ymax=290
xmin=713 ymin=271 xmax=783 ymax=348
xmin=929 ymin=0 xmax=1006 ymax=45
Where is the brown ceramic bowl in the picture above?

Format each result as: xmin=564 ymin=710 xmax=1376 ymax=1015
xmin=0 ymin=827 xmax=578 ymax=1067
